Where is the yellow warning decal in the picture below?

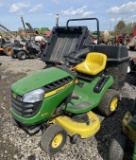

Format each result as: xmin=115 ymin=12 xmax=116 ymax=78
xmin=44 ymin=81 xmax=73 ymax=98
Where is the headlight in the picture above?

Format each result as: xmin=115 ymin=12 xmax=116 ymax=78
xmin=23 ymin=88 xmax=45 ymax=103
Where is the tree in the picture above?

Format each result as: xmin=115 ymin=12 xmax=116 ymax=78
xmin=114 ymin=20 xmax=126 ymax=33
xmin=124 ymin=22 xmax=133 ymax=33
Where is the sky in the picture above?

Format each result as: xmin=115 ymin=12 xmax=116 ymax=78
xmin=0 ymin=0 xmax=136 ymax=31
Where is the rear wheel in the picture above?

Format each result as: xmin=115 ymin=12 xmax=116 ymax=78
xmin=18 ymin=51 xmax=27 ymax=60
xmin=3 ymin=42 xmax=15 ymax=56
xmin=109 ymin=134 xmax=127 ymax=160
xmin=97 ymin=89 xmax=120 ymax=116
xmin=4 ymin=46 xmax=13 ymax=56
xmin=41 ymin=124 xmax=67 ymax=155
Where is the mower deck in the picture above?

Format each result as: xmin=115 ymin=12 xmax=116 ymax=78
xmin=53 ymin=111 xmax=100 ymax=138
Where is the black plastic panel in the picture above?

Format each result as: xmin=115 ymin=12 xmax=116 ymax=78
xmin=41 ymin=26 xmax=91 ymax=63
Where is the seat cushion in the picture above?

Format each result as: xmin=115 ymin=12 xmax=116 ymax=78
xmin=74 ymin=52 xmax=107 ymax=75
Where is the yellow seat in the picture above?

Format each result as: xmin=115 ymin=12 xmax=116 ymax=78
xmin=74 ymin=52 xmax=107 ymax=75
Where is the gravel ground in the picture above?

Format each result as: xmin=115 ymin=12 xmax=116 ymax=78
xmin=0 ymin=51 xmax=136 ymax=160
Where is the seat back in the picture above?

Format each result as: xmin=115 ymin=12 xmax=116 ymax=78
xmin=75 ymin=52 xmax=107 ymax=75
xmin=86 ymin=52 xmax=107 ymax=67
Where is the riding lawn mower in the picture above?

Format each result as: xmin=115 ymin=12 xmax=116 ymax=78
xmin=11 ymin=35 xmax=46 ymax=60
xmin=10 ymin=18 xmax=130 ymax=154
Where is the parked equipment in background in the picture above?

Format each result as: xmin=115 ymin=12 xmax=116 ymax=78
xmin=11 ymin=35 xmax=46 ymax=60
xmin=127 ymin=26 xmax=136 ymax=50
xmin=0 ymin=35 xmax=15 ymax=56
xmin=20 ymin=16 xmax=51 ymax=36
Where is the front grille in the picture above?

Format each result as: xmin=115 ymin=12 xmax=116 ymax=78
xmin=11 ymin=76 xmax=72 ymax=118
xmin=11 ymin=91 xmax=42 ymax=118
xmin=44 ymin=76 xmax=72 ymax=92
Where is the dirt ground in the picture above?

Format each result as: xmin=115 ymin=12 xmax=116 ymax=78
xmin=0 ymin=57 xmax=45 ymax=160
xmin=0 ymin=51 xmax=136 ymax=160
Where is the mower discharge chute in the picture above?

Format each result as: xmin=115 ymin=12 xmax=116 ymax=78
xmin=10 ymin=18 xmax=130 ymax=154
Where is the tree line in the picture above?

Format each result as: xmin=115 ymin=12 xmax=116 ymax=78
xmin=114 ymin=20 xmax=136 ymax=34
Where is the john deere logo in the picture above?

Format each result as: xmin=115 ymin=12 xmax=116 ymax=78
xmin=13 ymin=93 xmax=17 ymax=99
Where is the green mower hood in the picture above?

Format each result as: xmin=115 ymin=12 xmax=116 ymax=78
xmin=11 ymin=67 xmax=74 ymax=96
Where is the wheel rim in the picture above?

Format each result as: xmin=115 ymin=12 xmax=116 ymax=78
xmin=22 ymin=53 xmax=26 ymax=59
xmin=51 ymin=134 xmax=63 ymax=148
xmin=7 ymin=48 xmax=12 ymax=55
xmin=110 ymin=98 xmax=118 ymax=111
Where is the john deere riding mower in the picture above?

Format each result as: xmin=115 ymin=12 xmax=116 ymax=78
xmin=10 ymin=18 xmax=130 ymax=154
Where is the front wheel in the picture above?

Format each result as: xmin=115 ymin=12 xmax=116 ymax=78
xmin=41 ymin=124 xmax=67 ymax=155
xmin=18 ymin=51 xmax=27 ymax=60
xmin=109 ymin=134 xmax=127 ymax=160
xmin=97 ymin=89 xmax=120 ymax=116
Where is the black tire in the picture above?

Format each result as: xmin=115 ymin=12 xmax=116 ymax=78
xmin=41 ymin=124 xmax=67 ymax=155
xmin=3 ymin=43 xmax=15 ymax=56
xmin=109 ymin=134 xmax=127 ymax=160
xmin=18 ymin=51 xmax=27 ymax=60
xmin=97 ymin=89 xmax=120 ymax=116
xmin=4 ymin=46 xmax=13 ymax=56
